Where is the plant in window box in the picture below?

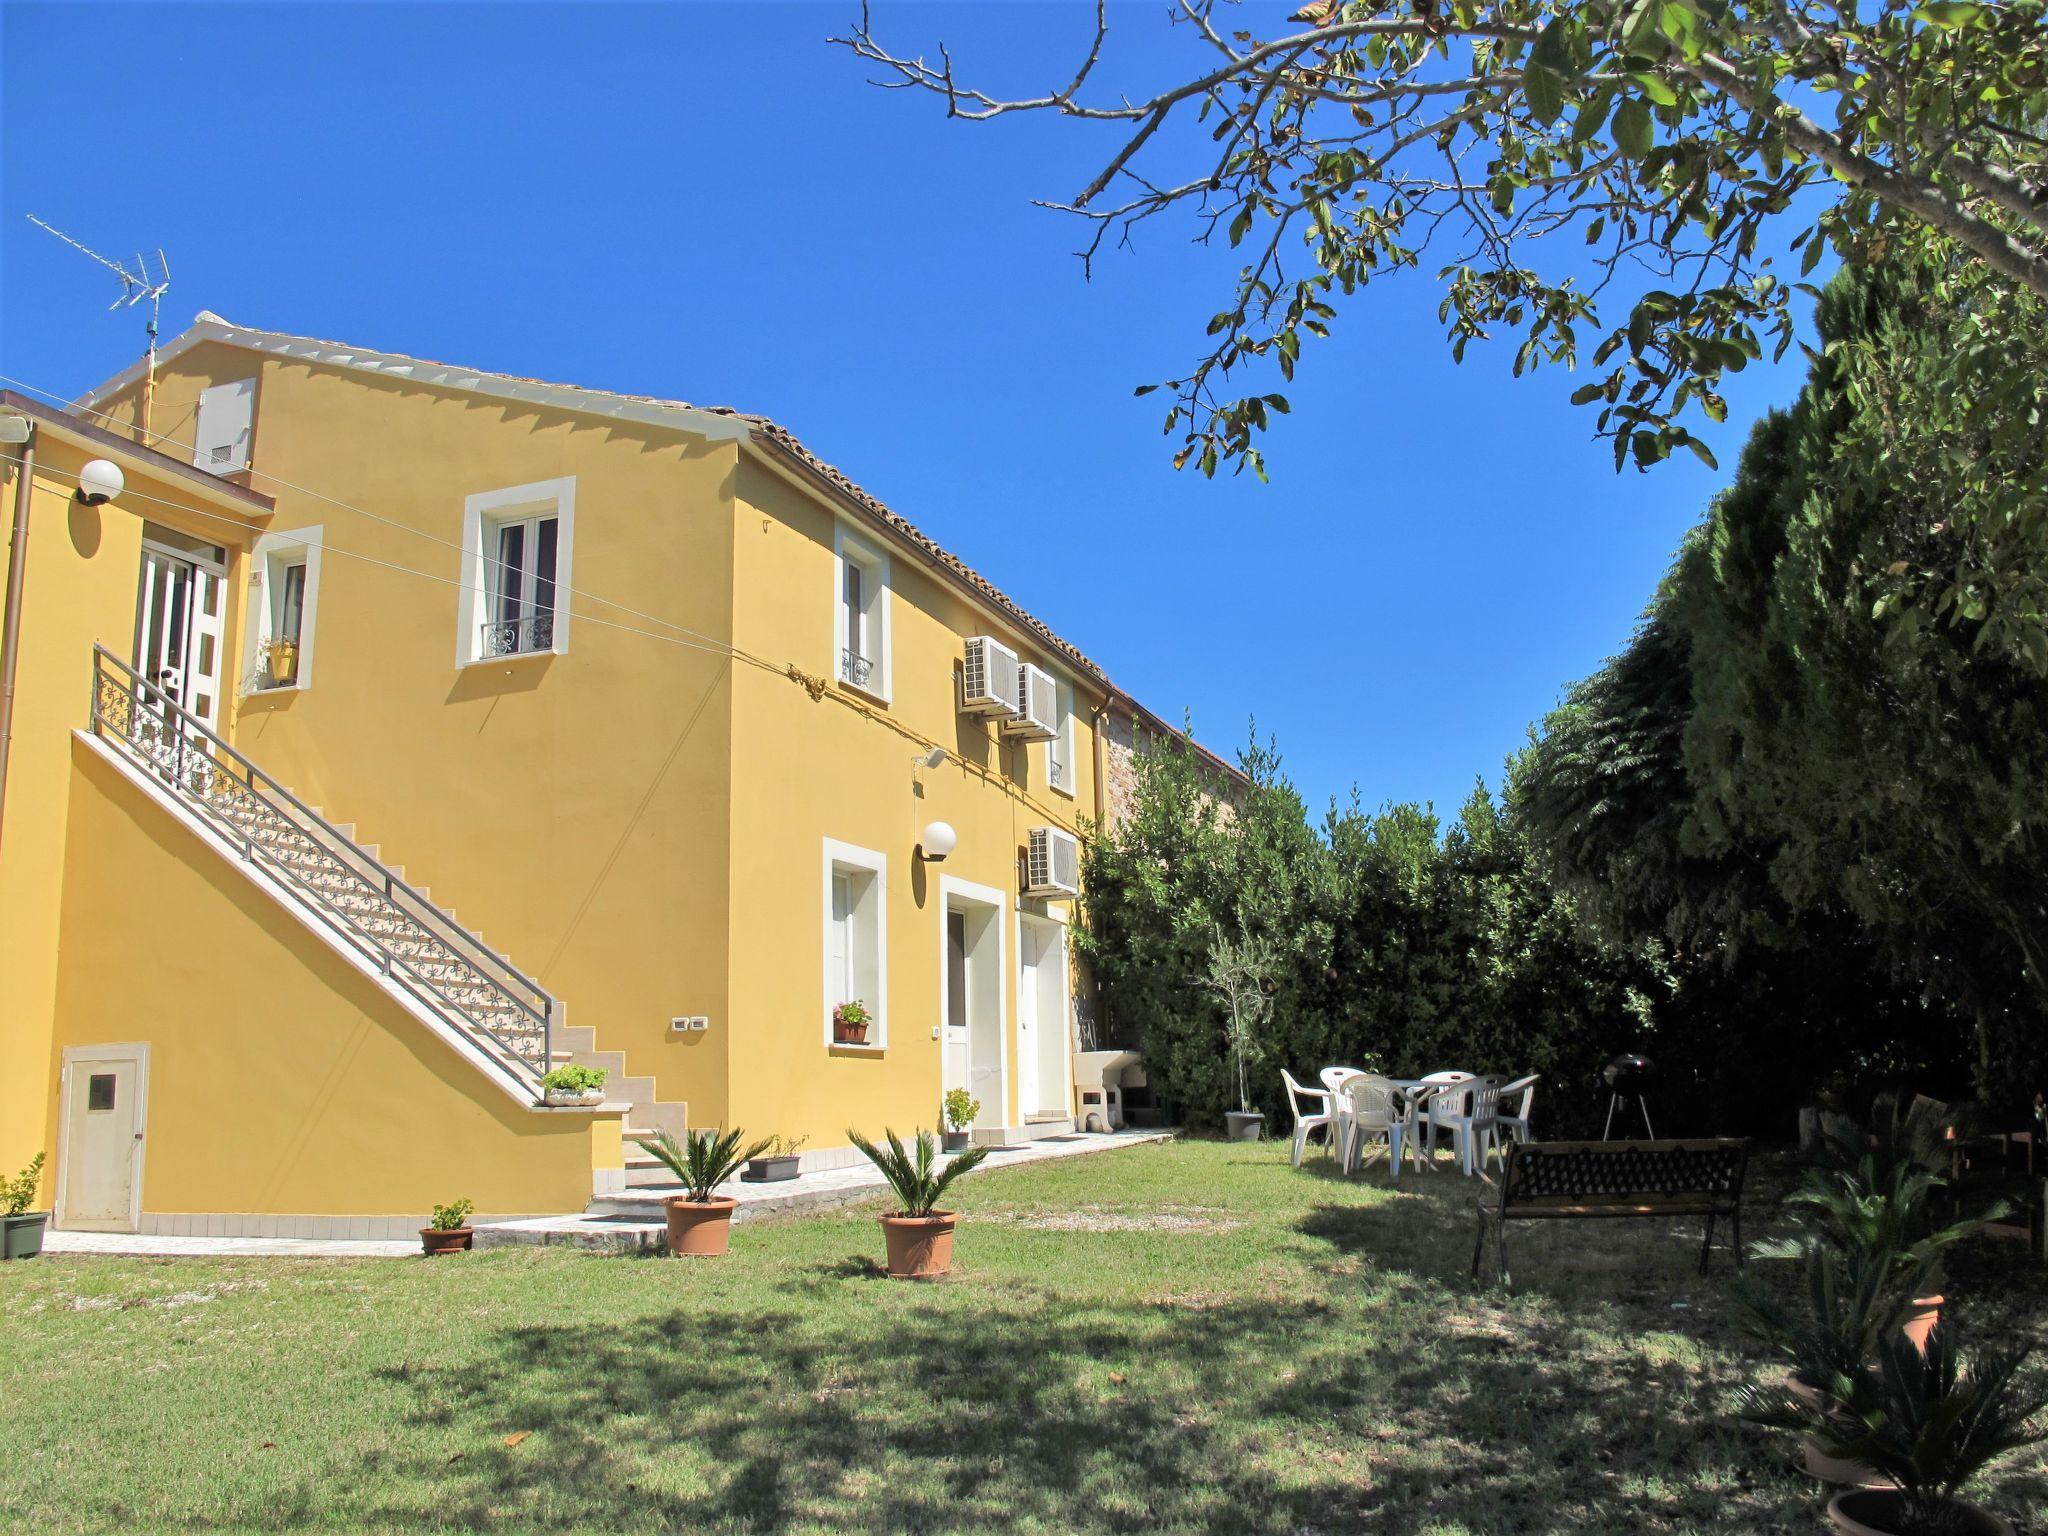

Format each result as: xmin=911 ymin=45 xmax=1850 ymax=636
xmin=539 ymin=1063 xmax=608 ymax=1106
xmin=638 ymin=1127 xmax=771 ymax=1257
xmin=420 ymin=1197 xmax=474 ymax=1256
xmin=262 ymin=636 xmax=299 ymax=687
xmin=832 ymin=999 xmax=872 ymax=1046
xmin=1 ymin=1153 xmax=47 ymax=1262
xmin=742 ymin=1133 xmax=809 ymax=1184
xmin=941 ymin=1089 xmax=979 ymax=1153
xmin=850 ymin=1127 xmax=990 ymax=1279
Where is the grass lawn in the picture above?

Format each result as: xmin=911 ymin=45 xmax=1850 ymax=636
xmin=2 ymin=1137 xmax=2044 ymax=1535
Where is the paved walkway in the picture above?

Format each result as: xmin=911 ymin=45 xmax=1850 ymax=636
xmin=29 ymin=1129 xmax=1176 ymax=1259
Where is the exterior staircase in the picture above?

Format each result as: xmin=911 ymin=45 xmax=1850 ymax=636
xmin=86 ymin=644 xmax=686 ymax=1154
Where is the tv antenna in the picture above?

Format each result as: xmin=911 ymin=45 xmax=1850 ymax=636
xmin=26 ymin=215 xmax=173 ymax=439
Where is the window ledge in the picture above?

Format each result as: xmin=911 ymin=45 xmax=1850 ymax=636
xmin=1048 ymin=780 xmax=1076 ymax=801
xmin=459 ymin=649 xmax=558 ymax=671
xmin=243 ymin=682 xmax=304 ymax=698
xmin=828 ymin=1042 xmax=888 ymax=1057
xmin=835 ymin=676 xmax=890 ymax=708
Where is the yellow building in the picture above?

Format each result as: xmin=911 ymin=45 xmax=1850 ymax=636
xmin=0 ymin=315 xmax=1166 ymax=1237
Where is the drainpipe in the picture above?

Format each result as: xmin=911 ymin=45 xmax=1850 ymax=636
xmin=0 ymin=426 xmax=35 ymax=857
xmin=1090 ymin=690 xmax=1113 ymax=832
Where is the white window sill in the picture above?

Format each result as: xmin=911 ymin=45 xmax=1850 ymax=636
xmin=243 ymin=681 xmax=305 ymax=697
xmin=828 ymin=1041 xmax=888 ymax=1054
xmin=1048 ymin=779 xmax=1076 ymax=800
xmin=835 ymin=675 xmax=890 ymax=708
xmin=459 ymin=649 xmax=560 ymax=671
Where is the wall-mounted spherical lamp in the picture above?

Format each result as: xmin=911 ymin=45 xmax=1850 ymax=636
xmin=919 ymin=820 xmax=957 ymax=863
xmin=75 ymin=459 xmax=124 ymax=506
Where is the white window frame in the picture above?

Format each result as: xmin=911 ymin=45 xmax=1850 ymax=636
xmin=458 ymin=477 xmax=575 ymax=665
xmin=822 ymin=837 xmax=888 ymax=1049
xmin=1047 ymin=676 xmax=1076 ymax=797
xmin=833 ymin=525 xmax=891 ymax=702
xmin=242 ymin=526 xmax=324 ymax=693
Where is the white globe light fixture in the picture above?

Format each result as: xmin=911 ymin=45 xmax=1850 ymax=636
xmin=75 ymin=459 xmax=125 ymax=506
xmin=919 ymin=820 xmax=957 ymax=863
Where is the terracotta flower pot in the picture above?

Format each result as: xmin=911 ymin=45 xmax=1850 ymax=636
xmin=1899 ymin=1295 xmax=1944 ymax=1355
xmin=1789 ymin=1378 xmax=1894 ymax=1489
xmin=879 ymin=1211 xmax=957 ymax=1278
xmin=664 ymin=1195 xmax=738 ymax=1257
xmin=419 ymin=1226 xmax=473 ymax=1256
xmin=1827 ymin=1489 xmax=2013 ymax=1536
xmin=833 ymin=1020 xmax=870 ymax=1045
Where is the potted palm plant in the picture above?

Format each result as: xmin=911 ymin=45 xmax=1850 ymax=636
xmin=420 ymin=1197 xmax=474 ymax=1256
xmin=1 ymin=1153 xmax=47 ymax=1261
xmin=848 ymin=1127 xmax=989 ymax=1278
xmin=1201 ymin=925 xmax=1279 ymax=1141
xmin=1741 ymin=1325 xmax=2044 ymax=1535
xmin=539 ymin=1063 xmax=607 ymax=1106
xmin=637 ymin=1127 xmax=770 ymax=1257
xmin=941 ymin=1088 xmax=979 ymax=1153
xmin=832 ymin=1000 xmax=872 ymax=1046
xmin=741 ymin=1133 xmax=808 ymax=1183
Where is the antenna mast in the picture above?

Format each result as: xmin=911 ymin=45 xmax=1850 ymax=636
xmin=26 ymin=216 xmax=172 ymax=443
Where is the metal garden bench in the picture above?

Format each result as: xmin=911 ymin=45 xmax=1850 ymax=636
xmin=1473 ymin=1138 xmax=1749 ymax=1286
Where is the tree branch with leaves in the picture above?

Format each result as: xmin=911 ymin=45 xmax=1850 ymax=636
xmin=838 ymin=0 xmax=2048 ymax=474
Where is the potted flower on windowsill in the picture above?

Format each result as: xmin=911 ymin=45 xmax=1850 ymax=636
xmin=849 ymin=1127 xmax=990 ymax=1279
xmin=742 ymin=1134 xmax=808 ymax=1183
xmin=420 ymin=1197 xmax=474 ymax=1256
xmin=539 ymin=1063 xmax=607 ymax=1106
xmin=637 ymin=1127 xmax=770 ymax=1257
xmin=832 ymin=1000 xmax=872 ymax=1046
xmin=263 ymin=636 xmax=299 ymax=688
xmin=1 ymin=1153 xmax=47 ymax=1262
xmin=942 ymin=1089 xmax=979 ymax=1153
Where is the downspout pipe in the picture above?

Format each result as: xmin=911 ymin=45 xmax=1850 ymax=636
xmin=0 ymin=425 xmax=34 ymax=857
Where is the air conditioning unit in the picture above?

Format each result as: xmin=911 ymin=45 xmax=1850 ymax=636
xmin=960 ymin=636 xmax=1021 ymax=717
xmin=1003 ymin=663 xmax=1059 ymax=740
xmin=1024 ymin=826 xmax=1081 ymax=899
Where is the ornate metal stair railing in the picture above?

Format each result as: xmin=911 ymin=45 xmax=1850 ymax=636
xmin=88 ymin=644 xmax=553 ymax=1098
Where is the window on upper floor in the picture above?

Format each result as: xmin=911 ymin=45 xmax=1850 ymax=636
xmin=458 ymin=478 xmax=575 ymax=664
xmin=824 ymin=839 xmax=888 ymax=1048
xmin=193 ymin=379 xmax=257 ymax=475
xmin=1048 ymin=678 xmax=1076 ymax=796
xmin=834 ymin=527 xmax=890 ymax=699
xmin=244 ymin=527 xmax=323 ymax=692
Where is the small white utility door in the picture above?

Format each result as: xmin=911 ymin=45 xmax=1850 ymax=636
xmin=59 ymin=1047 xmax=148 ymax=1232
xmin=136 ymin=541 xmax=227 ymax=732
xmin=193 ymin=378 xmax=256 ymax=474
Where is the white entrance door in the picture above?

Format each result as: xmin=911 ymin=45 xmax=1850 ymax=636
xmin=136 ymin=533 xmax=228 ymax=732
xmin=940 ymin=881 xmax=1007 ymax=1130
xmin=1018 ymin=917 xmax=1070 ymax=1118
xmin=59 ymin=1047 xmax=149 ymax=1232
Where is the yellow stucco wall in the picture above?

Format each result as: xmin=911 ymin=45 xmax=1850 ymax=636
xmin=49 ymin=739 xmax=604 ymax=1217
xmin=97 ymin=348 xmax=740 ymax=1129
xmin=0 ymin=438 xmax=261 ymax=1182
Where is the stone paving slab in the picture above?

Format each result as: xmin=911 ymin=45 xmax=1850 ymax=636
xmin=38 ymin=1231 xmax=418 ymax=1259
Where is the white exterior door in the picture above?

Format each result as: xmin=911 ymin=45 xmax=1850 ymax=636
xmin=1018 ymin=917 xmax=1071 ymax=1118
xmin=940 ymin=880 xmax=1008 ymax=1130
xmin=136 ymin=537 xmax=227 ymax=732
xmin=59 ymin=1047 xmax=148 ymax=1232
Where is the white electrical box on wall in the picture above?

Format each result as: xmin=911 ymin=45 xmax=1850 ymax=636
xmin=671 ymin=1016 xmax=710 ymax=1033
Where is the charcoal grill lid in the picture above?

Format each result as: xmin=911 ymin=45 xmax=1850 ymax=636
xmin=1604 ymin=1053 xmax=1654 ymax=1088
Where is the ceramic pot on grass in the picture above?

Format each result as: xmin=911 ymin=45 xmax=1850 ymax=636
xmin=1827 ymin=1490 xmax=2012 ymax=1536
xmin=1224 ymin=1110 xmax=1265 ymax=1142
xmin=940 ymin=1130 xmax=971 ymax=1154
xmin=1899 ymin=1296 xmax=1944 ymax=1355
xmin=420 ymin=1226 xmax=473 ymax=1256
xmin=1789 ymin=1379 xmax=1893 ymax=1489
xmin=1 ymin=1212 xmax=47 ymax=1261
xmin=664 ymin=1196 xmax=739 ymax=1257
xmin=879 ymin=1211 xmax=957 ymax=1278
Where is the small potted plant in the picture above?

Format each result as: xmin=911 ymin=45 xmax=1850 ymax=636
xmin=942 ymin=1089 xmax=979 ymax=1153
xmin=539 ymin=1063 xmax=607 ymax=1106
xmin=1200 ymin=925 xmax=1279 ymax=1142
xmin=832 ymin=999 xmax=872 ymax=1046
xmin=263 ymin=636 xmax=299 ymax=687
xmin=420 ymin=1197 xmax=474 ymax=1256
xmin=742 ymin=1134 xmax=808 ymax=1183
xmin=2 ymin=1153 xmax=47 ymax=1262
xmin=637 ymin=1127 xmax=770 ymax=1257
xmin=848 ymin=1127 xmax=990 ymax=1279
xmin=1741 ymin=1325 xmax=2044 ymax=1536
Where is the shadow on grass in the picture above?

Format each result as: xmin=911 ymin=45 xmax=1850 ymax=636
xmin=352 ymin=1269 xmax=1804 ymax=1534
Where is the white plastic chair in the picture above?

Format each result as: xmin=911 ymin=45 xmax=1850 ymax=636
xmin=1420 ymin=1071 xmax=1475 ymax=1164
xmin=1496 ymin=1074 xmax=1539 ymax=1145
xmin=1340 ymin=1075 xmax=1428 ymax=1180
xmin=1321 ymin=1066 xmax=1366 ymax=1167
xmin=1281 ymin=1069 xmax=1335 ymax=1167
xmin=1453 ymin=1078 xmax=1504 ymax=1175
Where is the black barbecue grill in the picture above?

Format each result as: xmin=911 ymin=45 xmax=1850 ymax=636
xmin=1603 ymin=1053 xmax=1657 ymax=1140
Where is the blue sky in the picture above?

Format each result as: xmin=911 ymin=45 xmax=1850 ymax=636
xmin=1 ymin=2 xmax=1819 ymax=822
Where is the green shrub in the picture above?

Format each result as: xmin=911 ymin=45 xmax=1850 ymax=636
xmin=429 ymin=1197 xmax=473 ymax=1232
xmin=540 ymin=1064 xmax=607 ymax=1095
xmin=1 ymin=1154 xmax=44 ymax=1218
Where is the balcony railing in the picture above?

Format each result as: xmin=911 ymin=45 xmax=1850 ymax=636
xmin=482 ymin=611 xmax=555 ymax=658
xmin=840 ymin=648 xmax=874 ymax=688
